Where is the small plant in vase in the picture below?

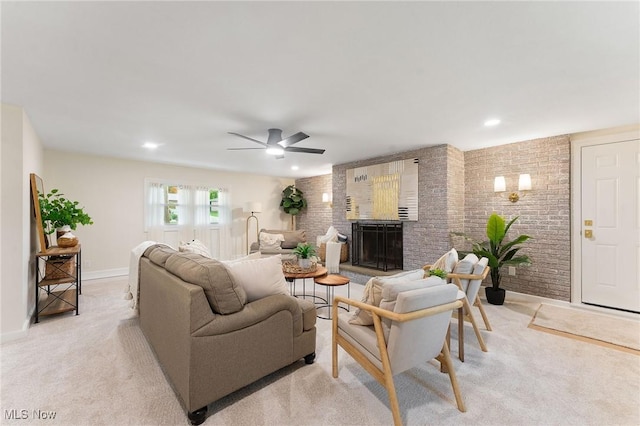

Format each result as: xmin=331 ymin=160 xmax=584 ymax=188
xmin=292 ymin=243 xmax=316 ymax=269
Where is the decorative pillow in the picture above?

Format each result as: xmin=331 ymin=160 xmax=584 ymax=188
xmin=165 ymin=253 xmax=246 ymax=314
xmin=349 ymin=268 xmax=426 ymax=325
xmin=430 ymin=248 xmax=459 ymax=273
xmin=453 ymin=253 xmax=479 ymax=275
xmin=259 ymin=232 xmax=284 ymax=251
xmin=178 ymin=239 xmax=212 ymax=258
xmin=260 ymin=229 xmax=307 ymax=249
xmin=223 ymin=254 xmax=289 ymax=302
xmin=222 ymin=252 xmax=262 ymax=264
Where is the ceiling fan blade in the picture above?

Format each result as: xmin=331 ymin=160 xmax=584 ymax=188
xmin=227 ymin=147 xmax=266 ymax=150
xmin=228 ymin=132 xmax=268 ymax=147
xmin=278 ymin=132 xmax=309 ymax=147
xmin=284 ymin=146 xmax=325 ymax=155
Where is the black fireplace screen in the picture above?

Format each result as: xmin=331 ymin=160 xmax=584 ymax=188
xmin=352 ymin=222 xmax=403 ymax=271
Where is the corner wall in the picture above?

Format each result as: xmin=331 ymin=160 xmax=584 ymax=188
xmin=294 ymin=174 xmax=332 ymax=246
xmin=1 ymin=104 xmax=44 ymax=341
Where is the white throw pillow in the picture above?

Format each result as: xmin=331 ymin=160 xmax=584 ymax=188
xmin=259 ymin=232 xmax=284 ymax=251
xmin=431 ymin=248 xmax=459 ymax=273
xmin=349 ymin=268 xmax=425 ymax=325
xmin=221 ymin=252 xmax=262 ymax=265
xmin=223 ymin=254 xmax=289 ymax=302
xmin=178 ymin=239 xmax=212 ymax=258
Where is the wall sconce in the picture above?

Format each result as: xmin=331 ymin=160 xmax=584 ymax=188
xmin=243 ymin=202 xmax=262 ymax=254
xmin=494 ymin=174 xmax=532 ymax=202
xmin=322 ymin=192 xmax=333 ymax=208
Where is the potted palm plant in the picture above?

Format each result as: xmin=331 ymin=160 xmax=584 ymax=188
xmin=452 ymin=213 xmax=532 ymax=305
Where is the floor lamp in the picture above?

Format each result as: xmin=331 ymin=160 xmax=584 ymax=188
xmin=244 ymin=202 xmax=262 ymax=254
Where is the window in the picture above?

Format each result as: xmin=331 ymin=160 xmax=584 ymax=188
xmin=144 ymin=179 xmax=232 ymax=259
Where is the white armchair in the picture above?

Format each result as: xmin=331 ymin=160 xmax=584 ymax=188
xmin=332 ymin=283 xmax=464 ymax=426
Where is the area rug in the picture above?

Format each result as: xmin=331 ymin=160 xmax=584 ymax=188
xmin=529 ymin=303 xmax=640 ymax=353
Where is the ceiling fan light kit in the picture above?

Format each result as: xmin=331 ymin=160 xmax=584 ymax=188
xmin=227 ymin=128 xmax=325 ymax=159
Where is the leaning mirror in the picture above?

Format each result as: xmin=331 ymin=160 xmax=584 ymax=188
xmin=30 ymin=173 xmax=48 ymax=252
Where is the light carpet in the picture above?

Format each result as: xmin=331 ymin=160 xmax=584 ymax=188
xmin=530 ymin=303 xmax=640 ymax=352
xmin=1 ymin=278 xmax=639 ymax=425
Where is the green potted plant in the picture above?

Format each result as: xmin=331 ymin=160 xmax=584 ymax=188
xmin=452 ymin=213 xmax=532 ymax=305
xmin=280 ymin=185 xmax=306 ymax=229
xmin=292 ymin=242 xmax=316 ymax=269
xmin=38 ymin=189 xmax=93 ymax=243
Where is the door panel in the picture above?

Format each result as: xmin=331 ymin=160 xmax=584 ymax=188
xmin=581 ymin=139 xmax=640 ymax=312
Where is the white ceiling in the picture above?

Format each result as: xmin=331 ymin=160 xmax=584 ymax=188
xmin=2 ymin=1 xmax=639 ymax=178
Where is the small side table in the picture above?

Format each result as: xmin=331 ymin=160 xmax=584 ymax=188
xmin=314 ymin=274 xmax=350 ymax=320
xmin=283 ymin=266 xmax=328 ymax=300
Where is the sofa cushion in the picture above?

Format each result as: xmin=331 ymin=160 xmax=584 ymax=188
xmin=145 ymin=245 xmax=177 ymax=267
xmin=260 ymin=229 xmax=306 ymax=249
xmin=165 ymin=253 xmax=247 ymax=314
xmin=223 ymin=254 xmax=290 ymax=302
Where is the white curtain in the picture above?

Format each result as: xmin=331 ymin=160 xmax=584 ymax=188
xmin=218 ymin=188 xmax=232 ymax=260
xmin=146 ymin=182 xmax=165 ymax=242
xmin=193 ymin=185 xmax=211 ymax=243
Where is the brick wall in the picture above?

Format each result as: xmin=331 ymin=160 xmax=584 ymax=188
xmin=294 ymin=174 xmax=333 ymax=247
xmin=462 ymin=135 xmax=571 ymax=300
xmin=296 ymin=135 xmax=571 ymax=301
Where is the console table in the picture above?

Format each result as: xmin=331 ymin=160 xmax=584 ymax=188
xmin=34 ymin=245 xmax=81 ymax=323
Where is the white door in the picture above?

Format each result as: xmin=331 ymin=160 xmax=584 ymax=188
xmin=581 ymin=139 xmax=640 ymax=313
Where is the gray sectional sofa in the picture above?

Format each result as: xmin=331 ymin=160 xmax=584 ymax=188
xmin=138 ymin=244 xmax=317 ymax=425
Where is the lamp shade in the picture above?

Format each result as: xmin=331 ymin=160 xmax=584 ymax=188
xmin=243 ymin=202 xmax=262 ymax=213
xmin=322 ymin=193 xmax=331 ymax=203
xmin=494 ymin=176 xmax=506 ymax=192
xmin=518 ymin=174 xmax=532 ymax=191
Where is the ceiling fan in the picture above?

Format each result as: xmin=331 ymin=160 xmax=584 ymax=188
xmin=227 ymin=128 xmax=325 ymax=159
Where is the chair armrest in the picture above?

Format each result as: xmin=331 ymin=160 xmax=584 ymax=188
xmin=333 ymin=295 xmax=462 ymax=323
xmin=193 ymin=294 xmax=303 ymax=337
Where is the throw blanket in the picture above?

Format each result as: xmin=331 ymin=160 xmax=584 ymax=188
xmin=124 ymin=241 xmax=171 ymax=312
xmin=325 ymin=241 xmax=342 ymax=274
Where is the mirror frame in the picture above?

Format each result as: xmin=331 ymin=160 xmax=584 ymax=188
xmin=30 ymin=173 xmax=49 ymax=252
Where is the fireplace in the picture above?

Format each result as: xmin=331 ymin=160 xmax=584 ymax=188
xmin=352 ymin=222 xmax=403 ymax=271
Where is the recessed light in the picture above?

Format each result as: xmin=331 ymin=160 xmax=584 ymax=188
xmin=142 ymin=142 xmax=159 ymax=149
xmin=291 ymin=165 xmax=299 ymax=170
xmin=484 ymin=119 xmax=501 ymax=127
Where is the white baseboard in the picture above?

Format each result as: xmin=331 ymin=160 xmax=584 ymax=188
xmin=0 ymin=316 xmax=32 ymax=344
xmin=83 ymin=267 xmax=128 ymax=281
xmin=485 ymin=286 xmax=638 ymax=320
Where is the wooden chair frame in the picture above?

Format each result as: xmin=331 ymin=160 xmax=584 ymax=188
xmin=332 ymin=296 xmax=465 ymax=426
xmin=424 ymin=264 xmax=492 ymax=361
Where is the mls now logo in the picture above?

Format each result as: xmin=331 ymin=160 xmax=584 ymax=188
xmin=4 ymin=409 xmax=57 ymax=420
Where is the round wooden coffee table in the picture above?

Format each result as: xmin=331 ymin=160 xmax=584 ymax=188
xmin=314 ymin=274 xmax=350 ymax=320
xmin=283 ymin=266 xmax=327 ymax=300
